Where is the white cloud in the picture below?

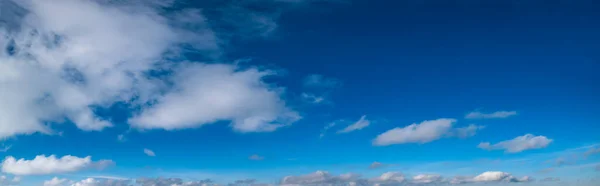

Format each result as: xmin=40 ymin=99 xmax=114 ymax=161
xmin=472 ymin=171 xmax=531 ymax=183
xmin=369 ymin=172 xmax=405 ymax=184
xmin=465 ymin=110 xmax=517 ymax=119
xmin=143 ymin=149 xmax=155 ymax=157
xmin=411 ymin=174 xmax=442 ymax=184
xmin=128 ymin=64 xmax=300 ymax=133
xmin=248 ymin=154 xmax=264 ymax=161
xmin=478 ymin=134 xmax=553 ymax=153
xmin=0 ymin=0 xmax=302 ymax=139
xmin=337 ymin=115 xmax=370 ymax=134
xmin=373 ymin=118 xmax=482 ymax=146
xmin=43 ymin=177 xmax=70 ymax=186
xmin=1 ymin=155 xmax=113 ymax=175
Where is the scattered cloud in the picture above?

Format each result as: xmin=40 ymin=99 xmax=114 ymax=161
xmin=143 ymin=149 xmax=156 ymax=157
xmin=1 ymin=155 xmax=112 ymax=175
xmin=337 ymin=115 xmax=370 ymax=134
xmin=248 ymin=154 xmax=265 ymax=161
xmin=478 ymin=134 xmax=553 ymax=153
xmin=465 ymin=110 xmax=517 ymax=119
xmin=0 ymin=0 xmax=304 ymax=140
xmin=373 ymin=118 xmax=483 ymax=146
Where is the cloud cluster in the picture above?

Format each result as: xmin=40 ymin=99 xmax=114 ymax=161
xmin=0 ymin=0 xmax=301 ymax=139
xmin=44 ymin=177 xmax=130 ymax=186
xmin=279 ymin=171 xmax=532 ymax=186
xmin=373 ymin=118 xmax=483 ymax=146
xmin=478 ymin=134 xmax=552 ymax=153
xmin=1 ymin=155 xmax=113 ymax=175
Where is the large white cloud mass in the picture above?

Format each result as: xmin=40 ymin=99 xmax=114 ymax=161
xmin=0 ymin=0 xmax=300 ymax=139
xmin=1 ymin=155 xmax=113 ymax=175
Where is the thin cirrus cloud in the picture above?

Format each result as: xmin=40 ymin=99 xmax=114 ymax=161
xmin=1 ymin=155 xmax=113 ymax=176
xmin=478 ymin=134 xmax=553 ymax=153
xmin=0 ymin=0 xmax=302 ymax=140
xmin=248 ymin=154 xmax=265 ymax=161
xmin=373 ymin=118 xmax=483 ymax=146
xmin=465 ymin=110 xmax=517 ymax=119
xmin=337 ymin=115 xmax=370 ymax=134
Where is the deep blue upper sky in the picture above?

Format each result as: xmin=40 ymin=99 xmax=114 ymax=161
xmin=1 ymin=0 xmax=599 ymax=185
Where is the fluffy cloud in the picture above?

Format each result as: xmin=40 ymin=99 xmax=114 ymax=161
xmin=143 ymin=149 xmax=155 ymax=157
xmin=1 ymin=155 xmax=113 ymax=175
xmin=472 ymin=171 xmax=531 ymax=183
xmin=373 ymin=118 xmax=483 ymax=146
xmin=465 ymin=111 xmax=517 ymax=119
xmin=478 ymin=134 xmax=553 ymax=153
xmin=0 ymin=0 xmax=301 ymax=139
xmin=128 ymin=64 xmax=300 ymax=132
xmin=337 ymin=115 xmax=370 ymax=134
xmin=411 ymin=174 xmax=442 ymax=184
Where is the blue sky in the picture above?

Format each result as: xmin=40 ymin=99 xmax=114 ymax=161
xmin=0 ymin=0 xmax=599 ymax=185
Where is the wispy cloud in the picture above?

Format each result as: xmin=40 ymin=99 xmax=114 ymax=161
xmin=465 ymin=110 xmax=517 ymax=119
xmin=143 ymin=149 xmax=156 ymax=157
xmin=478 ymin=134 xmax=552 ymax=153
xmin=248 ymin=154 xmax=265 ymax=161
xmin=337 ymin=115 xmax=370 ymax=134
xmin=373 ymin=118 xmax=483 ymax=146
